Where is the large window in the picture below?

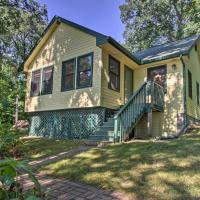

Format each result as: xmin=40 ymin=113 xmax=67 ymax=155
xmin=188 ymin=70 xmax=192 ymax=98
xmin=197 ymin=82 xmax=200 ymax=105
xmin=108 ymin=55 xmax=120 ymax=92
xmin=77 ymin=53 xmax=93 ymax=88
xmin=41 ymin=66 xmax=54 ymax=95
xmin=61 ymin=59 xmax=75 ymax=91
xmin=31 ymin=70 xmax=41 ymax=97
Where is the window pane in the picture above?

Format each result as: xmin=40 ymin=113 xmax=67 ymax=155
xmin=110 ymin=73 xmax=119 ymax=91
xmin=62 ymin=59 xmax=75 ymax=90
xmin=77 ymin=54 xmax=93 ymax=88
xmin=110 ymin=58 xmax=120 ymax=75
xmin=31 ymin=70 xmax=41 ymax=96
xmin=197 ymin=82 xmax=199 ymax=104
xmin=109 ymin=56 xmax=120 ymax=91
xmin=42 ymin=66 xmax=53 ymax=95
xmin=63 ymin=75 xmax=74 ymax=90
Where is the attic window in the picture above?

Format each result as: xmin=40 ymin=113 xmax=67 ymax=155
xmin=31 ymin=70 xmax=41 ymax=97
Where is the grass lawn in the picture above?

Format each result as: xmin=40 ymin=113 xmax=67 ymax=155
xmin=21 ymin=137 xmax=83 ymax=161
xmin=41 ymin=130 xmax=200 ymax=200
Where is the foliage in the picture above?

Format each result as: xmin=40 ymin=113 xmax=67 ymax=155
xmin=0 ymin=0 xmax=48 ymax=125
xmin=0 ymin=158 xmax=43 ymax=200
xmin=120 ymin=0 xmax=200 ymax=52
xmin=0 ymin=124 xmax=26 ymax=159
xmin=41 ymin=130 xmax=200 ymax=200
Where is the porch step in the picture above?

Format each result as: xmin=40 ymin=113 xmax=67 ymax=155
xmin=84 ymin=140 xmax=113 ymax=147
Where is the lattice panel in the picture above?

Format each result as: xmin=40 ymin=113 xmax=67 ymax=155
xmin=29 ymin=108 xmax=106 ymax=139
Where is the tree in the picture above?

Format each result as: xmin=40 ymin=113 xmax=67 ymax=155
xmin=120 ymin=0 xmax=200 ymax=52
xmin=0 ymin=0 xmax=48 ymax=124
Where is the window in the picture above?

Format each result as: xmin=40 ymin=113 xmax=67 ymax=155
xmin=188 ymin=70 xmax=192 ymax=98
xmin=41 ymin=66 xmax=54 ymax=95
xmin=31 ymin=70 xmax=41 ymax=97
xmin=197 ymin=82 xmax=200 ymax=105
xmin=77 ymin=53 xmax=93 ymax=88
xmin=108 ymin=55 xmax=120 ymax=91
xmin=61 ymin=59 xmax=75 ymax=91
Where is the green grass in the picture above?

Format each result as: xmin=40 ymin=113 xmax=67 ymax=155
xmin=21 ymin=137 xmax=82 ymax=161
xmin=41 ymin=130 xmax=200 ymax=200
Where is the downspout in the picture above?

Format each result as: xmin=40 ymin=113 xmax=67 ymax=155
xmin=180 ymin=54 xmax=187 ymax=126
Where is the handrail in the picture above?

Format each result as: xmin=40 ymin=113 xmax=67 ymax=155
xmin=114 ymin=81 xmax=164 ymax=143
xmin=114 ymin=82 xmax=147 ymax=118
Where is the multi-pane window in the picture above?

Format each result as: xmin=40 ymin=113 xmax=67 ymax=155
xmin=77 ymin=53 xmax=93 ymax=88
xmin=42 ymin=66 xmax=54 ymax=95
xmin=31 ymin=70 xmax=41 ymax=97
xmin=188 ymin=70 xmax=192 ymax=98
xmin=108 ymin=55 xmax=120 ymax=92
xmin=197 ymin=82 xmax=200 ymax=105
xmin=61 ymin=59 xmax=75 ymax=91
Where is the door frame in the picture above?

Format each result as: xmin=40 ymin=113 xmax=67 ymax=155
xmin=124 ymin=65 xmax=134 ymax=104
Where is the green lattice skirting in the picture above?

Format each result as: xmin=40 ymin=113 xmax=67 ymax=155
xmin=29 ymin=107 xmax=106 ymax=139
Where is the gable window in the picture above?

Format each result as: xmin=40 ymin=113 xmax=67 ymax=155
xmin=197 ymin=82 xmax=200 ymax=105
xmin=41 ymin=66 xmax=54 ymax=95
xmin=61 ymin=59 xmax=75 ymax=91
xmin=108 ymin=55 xmax=120 ymax=92
xmin=77 ymin=53 xmax=93 ymax=88
xmin=31 ymin=70 xmax=41 ymax=97
xmin=188 ymin=70 xmax=192 ymax=98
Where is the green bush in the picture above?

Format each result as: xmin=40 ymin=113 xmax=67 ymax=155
xmin=0 ymin=158 xmax=44 ymax=199
xmin=0 ymin=124 xmax=25 ymax=159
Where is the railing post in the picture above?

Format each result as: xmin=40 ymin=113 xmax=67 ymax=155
xmin=114 ymin=116 xmax=118 ymax=143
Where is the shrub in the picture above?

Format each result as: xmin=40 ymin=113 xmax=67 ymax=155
xmin=0 ymin=158 xmax=44 ymax=199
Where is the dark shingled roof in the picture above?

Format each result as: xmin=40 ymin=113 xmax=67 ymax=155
xmin=134 ymin=35 xmax=200 ymax=64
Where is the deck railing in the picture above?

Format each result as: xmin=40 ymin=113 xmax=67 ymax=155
xmin=114 ymin=81 xmax=164 ymax=142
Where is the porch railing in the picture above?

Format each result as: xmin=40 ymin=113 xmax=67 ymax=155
xmin=114 ymin=81 xmax=164 ymax=142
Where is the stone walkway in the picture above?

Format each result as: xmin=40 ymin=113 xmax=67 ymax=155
xmin=19 ymin=173 xmax=132 ymax=200
xmin=19 ymin=145 xmax=133 ymax=200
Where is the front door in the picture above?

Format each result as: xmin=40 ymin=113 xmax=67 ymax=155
xmin=124 ymin=65 xmax=134 ymax=103
xmin=147 ymin=65 xmax=167 ymax=88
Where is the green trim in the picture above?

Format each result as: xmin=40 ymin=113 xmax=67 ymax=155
xmin=108 ymin=54 xmax=120 ymax=92
xmin=61 ymin=58 xmax=76 ymax=92
xmin=76 ymin=52 xmax=93 ymax=89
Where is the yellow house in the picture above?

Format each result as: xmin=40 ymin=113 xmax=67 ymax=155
xmin=23 ymin=16 xmax=200 ymax=142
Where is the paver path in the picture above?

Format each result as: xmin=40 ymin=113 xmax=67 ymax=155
xmin=19 ymin=145 xmax=133 ymax=200
xmin=19 ymin=173 xmax=132 ymax=200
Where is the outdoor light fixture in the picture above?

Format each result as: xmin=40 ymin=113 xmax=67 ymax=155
xmin=172 ymin=64 xmax=176 ymax=71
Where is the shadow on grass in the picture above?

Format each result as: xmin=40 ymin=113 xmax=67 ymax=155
xmin=41 ymin=132 xmax=200 ymax=200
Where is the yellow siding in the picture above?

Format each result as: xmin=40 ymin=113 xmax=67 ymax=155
xmin=101 ymin=44 xmax=138 ymax=109
xmin=184 ymin=42 xmax=200 ymax=119
xmin=25 ymin=22 xmax=102 ymax=112
xmin=134 ymin=59 xmax=184 ymax=136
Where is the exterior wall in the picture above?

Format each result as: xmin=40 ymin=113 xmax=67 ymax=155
xmin=134 ymin=59 xmax=184 ymax=137
xmin=184 ymin=42 xmax=200 ymax=120
xmin=101 ymin=45 xmax=138 ymax=109
xmin=25 ymin=22 xmax=102 ymax=112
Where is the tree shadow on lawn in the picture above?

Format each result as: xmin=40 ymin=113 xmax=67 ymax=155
xmin=41 ymin=133 xmax=200 ymax=200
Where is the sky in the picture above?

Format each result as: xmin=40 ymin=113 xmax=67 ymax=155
xmin=37 ymin=0 xmax=125 ymax=42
